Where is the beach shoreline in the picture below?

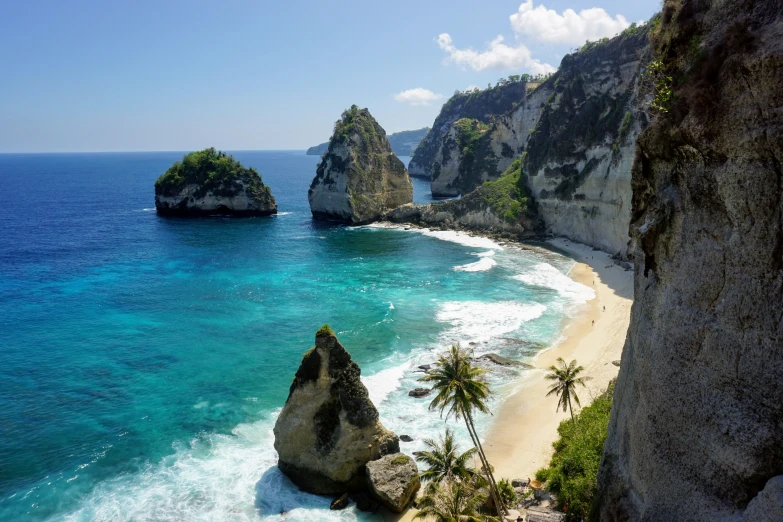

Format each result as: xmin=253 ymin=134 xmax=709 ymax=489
xmin=393 ymin=236 xmax=633 ymax=521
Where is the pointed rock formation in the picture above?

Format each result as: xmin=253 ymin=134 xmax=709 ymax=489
xmin=273 ymin=325 xmax=399 ymax=495
xmin=308 ymin=105 xmax=413 ymax=224
xmin=154 ymin=148 xmax=277 ymax=216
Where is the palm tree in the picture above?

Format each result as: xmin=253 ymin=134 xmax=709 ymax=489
xmin=419 ymin=345 xmax=506 ymax=516
xmin=545 ymin=357 xmax=591 ymax=421
xmin=414 ymin=480 xmax=487 ymax=522
xmin=417 ymin=428 xmax=480 ymax=485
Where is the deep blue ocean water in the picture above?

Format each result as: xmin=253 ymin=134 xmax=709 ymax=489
xmin=0 ymin=151 xmax=593 ymax=521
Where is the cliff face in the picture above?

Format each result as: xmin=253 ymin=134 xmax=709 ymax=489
xmin=308 ymin=106 xmax=413 ymax=225
xmin=523 ymin=29 xmax=649 ymax=258
xmin=274 ymin=326 xmax=399 ymax=495
xmin=421 ymin=28 xmax=648 ymax=256
xmin=597 ymin=1 xmax=783 ymax=520
xmin=409 ymin=82 xmax=528 ymax=179
xmin=154 ymin=148 xmax=277 ymax=217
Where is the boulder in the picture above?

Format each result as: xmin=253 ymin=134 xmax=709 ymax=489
xmin=154 ymin=148 xmax=277 ymax=217
xmin=408 ymin=388 xmax=431 ymax=398
xmin=399 ymin=435 xmax=413 ymax=442
xmin=273 ymin=325 xmax=399 ymax=495
xmin=366 ymin=453 xmax=420 ymax=513
xmin=308 ymin=105 xmax=413 ymax=224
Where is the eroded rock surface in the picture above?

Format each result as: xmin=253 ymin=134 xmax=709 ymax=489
xmin=308 ymin=106 xmax=413 ymax=224
xmin=597 ymin=1 xmax=783 ymax=520
xmin=366 ymin=453 xmax=420 ymax=513
xmin=273 ymin=325 xmax=399 ymax=494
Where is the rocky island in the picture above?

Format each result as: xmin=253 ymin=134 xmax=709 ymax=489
xmin=308 ymin=106 xmax=413 ymax=224
xmin=274 ymin=325 xmax=418 ymax=511
xmin=154 ymin=148 xmax=277 ymax=216
xmin=307 ymin=127 xmax=429 ymax=157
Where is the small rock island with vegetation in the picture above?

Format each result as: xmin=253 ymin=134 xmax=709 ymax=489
xmin=154 ymin=148 xmax=277 ymax=217
xmin=308 ymin=106 xmax=413 ymax=224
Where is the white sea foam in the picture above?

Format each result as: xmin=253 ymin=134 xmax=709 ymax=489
xmin=418 ymin=229 xmax=502 ymax=250
xmin=362 ymin=363 xmax=407 ymax=406
xmin=453 ymin=257 xmax=497 ymax=272
xmin=436 ymin=301 xmax=547 ymax=343
xmin=273 ymin=212 xmax=292 ymax=216
xmin=514 ymin=262 xmax=596 ymax=304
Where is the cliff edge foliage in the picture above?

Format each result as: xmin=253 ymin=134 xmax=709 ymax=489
xmin=154 ymin=148 xmax=276 ymax=216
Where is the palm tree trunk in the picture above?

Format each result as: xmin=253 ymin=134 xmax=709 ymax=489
xmin=465 ymin=410 xmax=506 ymax=516
xmin=568 ymin=394 xmax=575 ymax=422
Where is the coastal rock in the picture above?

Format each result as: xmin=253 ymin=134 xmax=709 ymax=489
xmin=308 ymin=106 xmax=413 ymax=224
xmin=597 ymin=2 xmax=783 ymax=520
xmin=351 ymin=491 xmax=380 ymax=512
xmin=408 ymin=388 xmax=431 ymax=398
xmin=273 ymin=325 xmax=399 ymax=495
xmin=154 ymin=148 xmax=277 ymax=217
xmin=308 ymin=128 xmax=429 ymax=157
xmin=386 ymin=159 xmax=542 ymax=239
xmin=477 ymin=353 xmax=534 ymax=368
xmin=399 ymin=435 xmax=413 ymax=442
xmin=366 ymin=453 xmax=420 ymax=513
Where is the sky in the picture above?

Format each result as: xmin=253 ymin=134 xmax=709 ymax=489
xmin=0 ymin=0 xmax=660 ymax=153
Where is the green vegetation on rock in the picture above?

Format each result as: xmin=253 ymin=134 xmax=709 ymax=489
xmin=154 ymin=148 xmax=269 ymax=199
xmin=470 ymin=159 xmax=532 ymax=223
xmin=316 ymin=324 xmax=335 ymax=337
xmin=391 ymin=455 xmax=410 ymax=466
xmin=536 ymin=381 xmax=615 ymax=521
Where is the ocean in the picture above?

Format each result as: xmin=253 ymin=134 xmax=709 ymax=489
xmin=0 ymin=151 xmax=593 ymax=521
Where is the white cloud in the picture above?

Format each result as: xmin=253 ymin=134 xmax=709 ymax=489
xmin=394 ymin=88 xmax=445 ymax=106
xmin=436 ymin=33 xmax=555 ymax=74
xmin=510 ymin=0 xmax=630 ymax=46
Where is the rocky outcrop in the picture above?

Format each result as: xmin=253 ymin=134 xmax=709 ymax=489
xmin=366 ymin=453 xmax=420 ymax=513
xmin=419 ymin=27 xmax=649 ymax=257
xmin=308 ymin=128 xmax=429 ymax=157
xmin=387 ymin=159 xmax=542 ymax=239
xmin=409 ymin=81 xmax=528 ymax=179
xmin=308 ymin=106 xmax=413 ymax=224
xmin=597 ymin=2 xmax=783 ymax=520
xmin=154 ymin=148 xmax=277 ymax=216
xmin=273 ymin=325 xmax=399 ymax=495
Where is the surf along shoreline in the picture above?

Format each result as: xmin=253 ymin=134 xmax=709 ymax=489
xmin=388 ymin=231 xmax=634 ymax=521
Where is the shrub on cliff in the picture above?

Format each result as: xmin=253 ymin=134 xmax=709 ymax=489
xmin=536 ymin=380 xmax=615 ymax=521
xmin=472 ymin=158 xmax=532 ymax=223
xmin=154 ymin=148 xmax=268 ymax=198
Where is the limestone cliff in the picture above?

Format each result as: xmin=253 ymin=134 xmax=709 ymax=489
xmin=421 ymin=27 xmax=649 ymax=256
xmin=522 ymin=28 xmax=649 ymax=258
xmin=154 ymin=148 xmax=277 ymax=216
xmin=597 ymin=1 xmax=783 ymax=520
xmin=308 ymin=106 xmax=413 ymax=224
xmin=386 ymin=159 xmax=542 ymax=239
xmin=274 ymin=325 xmax=399 ymax=495
xmin=409 ymin=81 xmax=528 ymax=180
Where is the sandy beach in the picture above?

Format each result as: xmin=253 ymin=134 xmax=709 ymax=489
xmin=394 ymin=237 xmax=633 ymax=521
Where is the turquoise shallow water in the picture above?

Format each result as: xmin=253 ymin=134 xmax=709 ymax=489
xmin=0 ymin=151 xmax=592 ymax=521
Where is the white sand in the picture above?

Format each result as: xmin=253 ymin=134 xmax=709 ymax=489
xmin=393 ymin=238 xmax=633 ymax=520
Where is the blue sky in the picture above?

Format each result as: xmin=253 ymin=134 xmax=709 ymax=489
xmin=0 ymin=0 xmax=659 ymax=152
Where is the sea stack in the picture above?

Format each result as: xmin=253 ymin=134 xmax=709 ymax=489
xmin=273 ymin=325 xmax=399 ymax=495
xmin=154 ymin=148 xmax=277 ymax=216
xmin=308 ymin=106 xmax=413 ymax=224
